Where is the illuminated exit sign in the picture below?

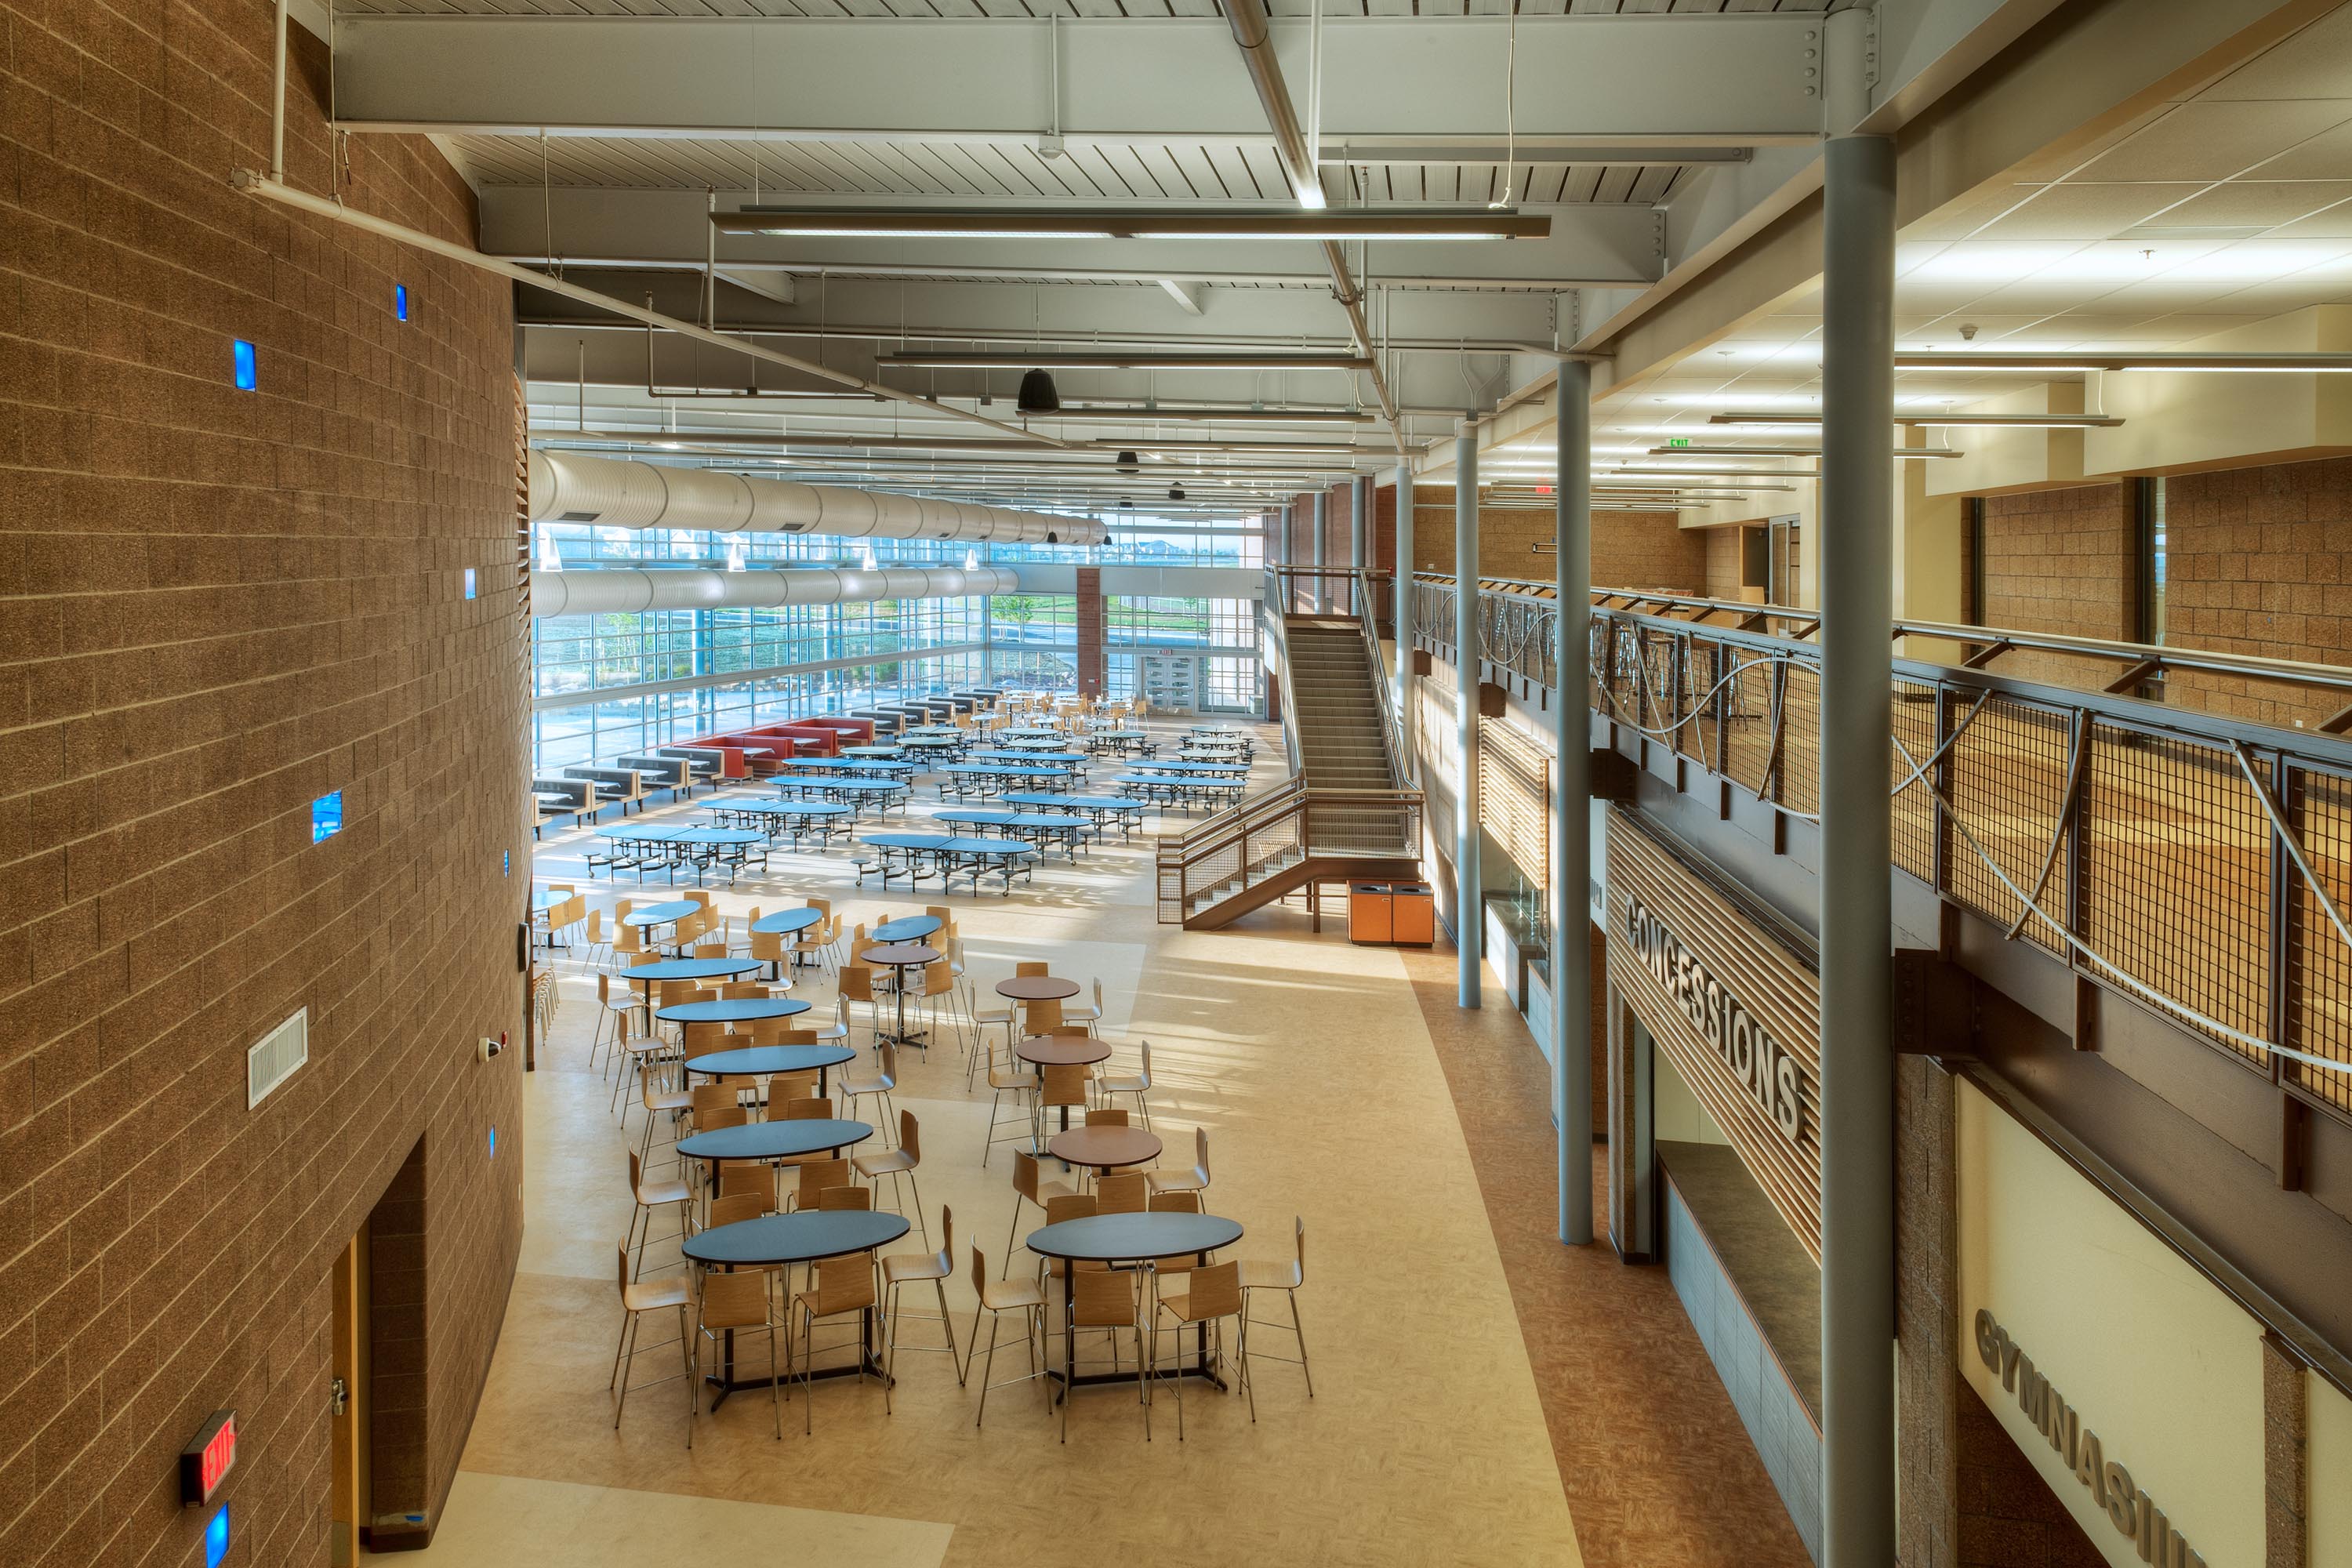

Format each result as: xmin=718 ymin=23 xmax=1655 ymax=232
xmin=180 ymin=1410 xmax=236 ymax=1507
xmin=1666 ymin=438 xmax=1690 ymax=448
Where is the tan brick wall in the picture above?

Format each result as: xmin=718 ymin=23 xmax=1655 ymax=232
xmin=0 ymin=8 xmax=526 ymax=1566
xmin=1978 ymin=482 xmax=2137 ymax=691
xmin=1703 ymin=525 xmax=1748 ymax=601
xmin=1409 ymin=490 xmax=1710 ymax=592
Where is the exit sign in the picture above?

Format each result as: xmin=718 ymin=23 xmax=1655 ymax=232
xmin=180 ymin=1410 xmax=236 ymax=1507
xmin=1667 ymin=437 xmax=1690 ymax=448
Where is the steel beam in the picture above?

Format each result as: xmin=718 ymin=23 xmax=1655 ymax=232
xmin=1553 ymin=361 xmax=1594 ymax=1248
xmin=1817 ymin=11 xmax=1897 ymax=1564
xmin=1395 ymin=463 xmax=1416 ymax=782
xmin=1454 ymin=422 xmax=1483 ymax=1011
xmin=332 ymin=15 xmax=1827 ymax=144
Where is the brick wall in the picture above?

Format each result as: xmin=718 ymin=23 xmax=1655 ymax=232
xmin=1408 ymin=492 xmax=1710 ymax=591
xmin=1073 ymin=565 xmax=1105 ymax=696
xmin=1979 ymin=482 xmax=2136 ymax=691
xmin=1703 ymin=525 xmax=1751 ymax=601
xmin=0 ymin=9 xmax=527 ymax=1567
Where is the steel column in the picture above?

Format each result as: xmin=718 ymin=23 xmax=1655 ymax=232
xmin=1455 ymin=423 xmax=1483 ymax=1010
xmin=1311 ymin=488 xmax=1327 ymax=614
xmin=1553 ymin=362 xmax=1594 ymax=1246
xmin=1351 ymin=474 xmax=1369 ymax=616
xmin=1817 ymin=14 xmax=1898 ymax=1560
xmin=1395 ymin=463 xmax=1416 ymax=781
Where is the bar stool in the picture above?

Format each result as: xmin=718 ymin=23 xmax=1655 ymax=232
xmin=852 ymin=1109 xmax=928 ymax=1240
xmin=967 ymin=1246 xmax=1048 ymax=1427
xmin=880 ymin=1207 xmax=960 ymax=1393
xmin=1239 ymin=1216 xmax=1313 ymax=1399
xmin=611 ymin=1243 xmax=691 ymax=1446
xmin=1065 ymin=1269 xmax=1150 ymax=1444
xmin=838 ymin=1043 xmax=899 ymax=1144
xmin=1001 ymin=1150 xmax=1074 ymax=1276
xmin=1148 ymin=1260 xmax=1250 ymax=1438
xmin=790 ymin=1258 xmax=883 ymax=1429
xmin=1094 ymin=1040 xmax=1156 ymax=1131
xmin=1145 ymin=1126 xmax=1211 ymax=1201
xmin=692 ymin=1269 xmax=783 ymax=1440
xmin=625 ymin=1149 xmax=691 ymax=1280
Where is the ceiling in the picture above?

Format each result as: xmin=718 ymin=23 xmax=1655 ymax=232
xmin=336 ymin=1 xmax=1831 ymax=20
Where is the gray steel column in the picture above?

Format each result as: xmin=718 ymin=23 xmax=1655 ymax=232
xmin=1350 ymin=474 xmax=1369 ymax=617
xmin=1454 ymin=421 xmax=1483 ymax=1010
xmin=1818 ymin=11 xmax=1897 ymax=1562
xmin=1394 ymin=463 xmax=1416 ymax=782
xmin=1553 ymin=361 xmax=1594 ymax=1247
xmin=1311 ymin=488 xmax=1327 ymax=614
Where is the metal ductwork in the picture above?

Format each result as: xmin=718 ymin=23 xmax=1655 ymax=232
xmin=531 ymin=564 xmax=1021 ymax=619
xmin=527 ymin=451 xmax=1109 ymax=545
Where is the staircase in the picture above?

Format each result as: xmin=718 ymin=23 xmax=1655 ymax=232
xmin=1155 ymin=593 xmax=1425 ymax=929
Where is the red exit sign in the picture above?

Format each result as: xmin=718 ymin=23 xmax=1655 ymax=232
xmin=180 ymin=1410 xmax=236 ymax=1507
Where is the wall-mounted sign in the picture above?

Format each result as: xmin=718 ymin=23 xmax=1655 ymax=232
xmin=180 ymin=1410 xmax=235 ymax=1507
xmin=1973 ymin=1312 xmax=2207 ymax=1568
xmin=1624 ymin=891 xmax=1804 ymax=1142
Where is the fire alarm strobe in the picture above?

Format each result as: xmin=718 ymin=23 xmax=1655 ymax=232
xmin=180 ymin=1410 xmax=236 ymax=1507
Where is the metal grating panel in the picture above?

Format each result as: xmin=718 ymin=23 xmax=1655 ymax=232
xmin=2288 ymin=766 xmax=2352 ymax=1114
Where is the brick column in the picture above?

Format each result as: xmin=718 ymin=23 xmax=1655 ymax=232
xmin=1896 ymin=1056 xmax=1960 ymax=1568
xmin=1074 ymin=566 xmax=1106 ymax=697
xmin=2263 ymin=1333 xmax=2308 ymax=1568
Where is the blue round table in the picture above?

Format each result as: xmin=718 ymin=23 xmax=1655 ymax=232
xmin=685 ymin=1044 xmax=856 ymax=1081
xmin=873 ymin=914 xmax=942 ymax=942
xmin=626 ymin=957 xmax=761 ymax=984
xmin=750 ymin=907 xmax=824 ymax=935
xmin=619 ymin=899 xmax=699 ymax=927
xmin=656 ymin=996 xmax=811 ymax=1025
xmin=1027 ymin=1213 xmax=1244 ymax=1395
xmin=933 ymin=808 xmax=1015 ymax=829
xmin=681 ymin=1208 xmax=906 ymax=1401
xmin=675 ymin=1118 xmax=871 ymax=1166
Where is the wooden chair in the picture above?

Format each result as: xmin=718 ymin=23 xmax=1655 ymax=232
xmin=692 ymin=1269 xmax=783 ymax=1439
xmin=817 ymin=1185 xmax=872 ymax=1212
xmin=787 ymin=1157 xmax=852 ymax=1213
xmin=789 ymin=1259 xmax=883 ymax=1429
xmin=1062 ymin=976 xmax=1105 ymax=1034
xmin=1034 ymin=1063 xmax=1087 ymax=1155
xmin=1149 ymin=1261 xmax=1249 ymax=1437
xmin=839 ymin=1042 xmax=900 ymax=1145
xmin=880 ymin=1207 xmax=960 ymax=1393
xmin=983 ymin=1049 xmax=1040 ymax=1168
xmin=967 ymin=1244 xmax=1047 ymax=1427
xmin=626 ymin=1149 xmax=691 ymax=1280
xmin=1094 ymin=1040 xmax=1155 ymax=1131
xmin=1239 ymin=1216 xmax=1313 ymax=1399
xmin=1065 ymin=1269 xmax=1149 ymax=1444
xmin=1145 ymin=1126 xmax=1211 ymax=1201
xmin=852 ymin=1110 xmax=927 ymax=1241
xmin=1002 ymin=1151 xmax=1075 ymax=1276
xmin=611 ymin=1243 xmax=691 ymax=1446
xmin=1084 ymin=1108 xmax=1129 ymax=1128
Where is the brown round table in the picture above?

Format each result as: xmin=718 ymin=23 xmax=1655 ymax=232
xmin=861 ymin=942 xmax=939 ymax=1048
xmin=1047 ymin=1124 xmax=1162 ymax=1174
xmin=994 ymin=975 xmax=1080 ymax=1002
xmin=1018 ymin=1034 xmax=1114 ymax=1135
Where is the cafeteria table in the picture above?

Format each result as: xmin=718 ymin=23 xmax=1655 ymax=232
xmin=936 ymin=836 xmax=1036 ymax=894
xmin=710 ymin=797 xmax=855 ymax=847
xmin=617 ymin=898 xmax=699 ymax=932
xmin=750 ymin=905 xmax=826 ymax=974
xmin=1016 ymin=1033 xmax=1111 ymax=1133
xmin=1025 ymin=1213 xmax=1244 ymax=1396
xmin=858 ymin=942 xmax=938 ymax=1047
xmin=686 ymin=1043 xmax=857 ymax=1097
xmin=655 ymin=996 xmax=811 ymax=1027
xmin=856 ymin=832 xmax=954 ymax=888
xmin=873 ymin=914 xmax=944 ymax=943
xmin=773 ymin=776 xmax=911 ymax=814
xmin=682 ymin=1210 xmax=908 ymax=1403
xmin=620 ymin=956 xmax=761 ymax=1009
xmin=1003 ymin=793 xmax=1149 ymax=838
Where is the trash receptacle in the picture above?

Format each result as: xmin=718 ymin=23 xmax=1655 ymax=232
xmin=1391 ymin=883 xmax=1436 ymax=947
xmin=1348 ymin=884 xmax=1393 ymax=945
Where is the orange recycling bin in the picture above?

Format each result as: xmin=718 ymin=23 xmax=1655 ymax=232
xmin=1348 ymin=884 xmax=1392 ymax=945
xmin=1390 ymin=884 xmax=1436 ymax=947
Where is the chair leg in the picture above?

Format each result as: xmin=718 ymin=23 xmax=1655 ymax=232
xmin=1293 ymin=1290 xmax=1313 ymax=1396
xmin=612 ymin=1312 xmax=639 ymax=1424
xmin=974 ymin=1309 xmax=996 ymax=1427
xmin=1239 ymin=1312 xmax=1255 ymax=1421
xmin=767 ymin=1322 xmax=783 ymax=1439
xmin=936 ymin=1279 xmax=962 ymax=1385
xmin=681 ymin=1305 xmax=695 ymax=1450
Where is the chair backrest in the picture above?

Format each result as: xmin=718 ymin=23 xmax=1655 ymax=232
xmin=627 ymin=1148 xmax=649 ymax=1194
xmin=686 ymin=890 xmax=715 ymax=912
xmin=615 ymin=1243 xmax=632 ymax=1299
xmin=769 ymin=1068 xmax=819 ymax=1102
xmin=691 ymin=1082 xmax=739 ymax=1119
xmin=970 ymin=1243 xmax=991 ymax=1298
xmin=1072 ymin=1268 xmax=1138 ymax=1329
xmin=751 ymin=931 xmax=786 ymax=961
xmin=1015 ymin=960 xmax=1048 ymax=978
xmin=1013 ymin=1150 xmax=1044 ymax=1204
xmin=1027 ymin=996 xmax=1065 ymax=1032
xmin=784 ymin=1096 xmax=836 ymax=1120
xmin=684 ymin=1022 xmax=730 ymax=1061
xmin=1097 ymin=1173 xmax=1147 ymax=1214
xmin=839 ymin=964 xmax=874 ymax=1002
xmin=1085 ymin=1108 xmax=1128 ymax=1128
xmin=699 ymin=1269 xmax=768 ymax=1330
xmin=615 ymin=898 xmax=634 ymax=919
xmin=706 ymin=1192 xmax=766 ymax=1229
xmin=921 ymin=960 xmax=954 ymax=998
xmin=897 ymin=1109 xmax=920 ymax=1163
xmin=699 ymin=1107 xmax=747 ymax=1131
xmin=1148 ymin=1191 xmax=1200 ymax=1214
xmin=1293 ymin=1215 xmax=1308 ymax=1281
xmin=809 ymin=896 xmax=832 ymax=916
xmin=807 ymin=1258 xmax=877 ymax=1316
xmin=780 ymin=1027 xmax=820 ymax=1045
xmin=692 ymin=942 xmax=728 ymax=960
xmin=583 ymin=909 xmax=602 ymax=941
xmin=874 ymin=1042 xmax=898 ymax=1087
xmin=816 ymin=1185 xmax=870 ymax=1211
xmin=1193 ymin=1125 xmax=1211 ymax=1181
xmin=720 ymin=982 xmax=764 ymax=1000
xmin=793 ymin=1159 xmax=851 ymax=1207
xmin=1040 ymin=1062 xmax=1087 ymax=1109
xmin=1138 ymin=1039 xmax=1153 ymax=1082
xmin=932 ymin=1206 xmax=955 ymax=1273
xmin=745 ymin=1017 xmax=785 ymax=1047
xmin=717 ymin=1165 xmax=776 ymax=1209
xmin=1184 ymin=1261 xmax=1243 ymax=1318
xmin=1043 ymin=1193 xmax=1096 ymax=1226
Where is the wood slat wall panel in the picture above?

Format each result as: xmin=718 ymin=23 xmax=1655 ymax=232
xmin=1606 ymin=807 xmax=1825 ymax=1261
xmin=1481 ymin=715 xmax=1550 ymax=893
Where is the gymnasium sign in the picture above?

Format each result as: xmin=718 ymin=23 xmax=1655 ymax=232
xmin=1624 ymin=893 xmax=1805 ymax=1143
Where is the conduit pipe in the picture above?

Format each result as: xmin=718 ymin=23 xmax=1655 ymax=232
xmin=531 ymin=565 xmax=1020 ymax=619
xmin=528 ymin=452 xmax=1108 ymax=544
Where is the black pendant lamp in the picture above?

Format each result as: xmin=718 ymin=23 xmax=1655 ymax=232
xmin=1016 ymin=368 xmax=1061 ymax=414
xmin=1167 ymin=485 xmax=1186 ymax=501
xmin=1116 ymin=449 xmax=1140 ymax=474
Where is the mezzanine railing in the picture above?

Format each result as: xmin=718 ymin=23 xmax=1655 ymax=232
xmin=1412 ymin=573 xmax=2352 ymax=1116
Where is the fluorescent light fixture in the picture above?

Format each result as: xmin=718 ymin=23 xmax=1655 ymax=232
xmin=713 ymin=207 xmax=1549 ymax=241
xmin=878 ymin=350 xmax=1374 ymax=372
xmin=1297 ymin=183 xmax=1328 ymax=212
xmin=1602 ymin=465 xmax=1821 ymax=478
xmin=1650 ymin=444 xmax=1962 ymax=459
xmin=1894 ymin=350 xmax=2352 ymax=373
xmin=1710 ymin=411 xmax=2122 ymax=429
xmin=1028 ymin=407 xmax=1374 ymax=424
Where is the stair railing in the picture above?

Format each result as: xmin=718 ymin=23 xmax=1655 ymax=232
xmin=1154 ymin=777 xmax=1425 ymax=923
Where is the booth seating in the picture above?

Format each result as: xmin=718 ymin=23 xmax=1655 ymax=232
xmin=615 ymin=753 xmax=693 ymax=802
xmin=531 ymin=776 xmax=593 ymax=835
xmin=564 ymin=765 xmax=647 ymax=815
xmin=659 ymin=744 xmax=745 ymax=782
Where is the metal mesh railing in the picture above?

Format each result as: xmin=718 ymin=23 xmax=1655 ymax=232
xmin=1410 ymin=573 xmax=2352 ymax=1116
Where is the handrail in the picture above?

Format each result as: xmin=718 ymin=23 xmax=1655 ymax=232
xmin=1261 ymin=568 xmax=1305 ymax=776
xmin=1355 ymin=566 xmax=1409 ymax=783
xmin=1408 ymin=572 xmax=2352 ymax=1110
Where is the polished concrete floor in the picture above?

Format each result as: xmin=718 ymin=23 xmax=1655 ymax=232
xmin=387 ymin=715 xmax=1804 ymax=1566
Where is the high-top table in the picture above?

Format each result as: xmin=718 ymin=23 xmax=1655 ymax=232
xmin=1025 ymin=1213 xmax=1244 ymax=1397
xmin=655 ymin=996 xmax=811 ymax=1026
xmin=1017 ymin=1033 xmax=1112 ymax=1133
xmin=684 ymin=1044 xmax=856 ymax=1095
xmin=621 ymin=955 xmax=760 ymax=1008
xmin=873 ymin=914 xmax=943 ymax=943
xmin=859 ymin=942 xmax=938 ymax=1047
xmin=682 ymin=1210 xmax=908 ymax=1403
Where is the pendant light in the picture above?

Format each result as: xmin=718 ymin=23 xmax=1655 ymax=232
xmin=1116 ymin=449 xmax=1140 ymax=474
xmin=1017 ymin=368 xmax=1061 ymax=414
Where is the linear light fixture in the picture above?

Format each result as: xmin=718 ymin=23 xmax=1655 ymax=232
xmin=713 ymin=207 xmax=1552 ymax=241
xmin=877 ymin=350 xmax=1374 ymax=372
xmin=1026 ymin=406 xmax=1374 ymax=424
xmin=1650 ymin=443 xmax=1962 ymax=459
xmin=1894 ymin=350 xmax=2352 ymax=373
xmin=1711 ymin=411 xmax=2123 ymax=429
xmin=1601 ymin=464 xmax=1822 ymax=478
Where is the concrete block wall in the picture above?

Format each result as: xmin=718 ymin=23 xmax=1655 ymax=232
xmin=1408 ymin=493 xmax=1711 ymax=591
xmin=0 ymin=8 xmax=526 ymax=1566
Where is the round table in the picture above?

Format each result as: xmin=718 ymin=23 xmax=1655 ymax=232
xmin=1018 ymin=1033 xmax=1112 ymax=1134
xmin=750 ymin=907 xmax=823 ymax=935
xmin=873 ymin=914 xmax=943 ymax=942
xmin=996 ymin=975 xmax=1081 ymax=1003
xmin=623 ymin=956 xmax=761 ymax=1002
xmin=685 ymin=1044 xmax=856 ymax=1094
xmin=1047 ymin=1123 xmax=1162 ymax=1174
xmin=619 ymin=899 xmax=699 ymax=928
xmin=1025 ymin=1212 xmax=1244 ymax=1395
xmin=861 ymin=942 xmax=939 ymax=1047
xmin=682 ymin=1210 xmax=908 ymax=1402
xmin=656 ymin=996 xmax=811 ymax=1025
xmin=674 ymin=1118 xmax=872 ymax=1168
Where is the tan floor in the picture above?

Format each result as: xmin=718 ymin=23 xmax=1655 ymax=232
xmin=397 ymin=717 xmax=1584 ymax=1566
